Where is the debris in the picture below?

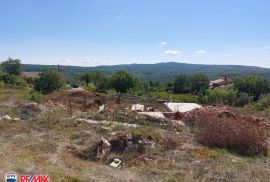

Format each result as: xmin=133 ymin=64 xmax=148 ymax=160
xmin=101 ymin=126 xmax=112 ymax=131
xmin=46 ymin=100 xmax=54 ymax=106
xmin=96 ymin=137 xmax=111 ymax=159
xmin=99 ymin=105 xmax=105 ymax=112
xmin=77 ymin=118 xmax=138 ymax=128
xmin=68 ymin=87 xmax=86 ymax=92
xmin=101 ymin=137 xmax=111 ymax=147
xmin=110 ymin=158 xmax=122 ymax=168
xmin=1 ymin=115 xmax=12 ymax=120
xmin=140 ymin=112 xmax=165 ymax=119
xmin=0 ymin=115 xmax=20 ymax=121
xmin=171 ymin=120 xmax=185 ymax=127
xmin=147 ymin=107 xmax=155 ymax=111
xmin=131 ymin=104 xmax=144 ymax=112
xmin=164 ymin=102 xmax=201 ymax=113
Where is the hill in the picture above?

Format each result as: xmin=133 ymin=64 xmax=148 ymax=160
xmin=22 ymin=62 xmax=270 ymax=82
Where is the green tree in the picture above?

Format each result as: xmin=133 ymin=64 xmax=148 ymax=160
xmin=234 ymin=76 xmax=270 ymax=100
xmin=0 ymin=58 xmax=22 ymax=75
xmin=110 ymin=70 xmax=135 ymax=93
xmin=80 ymin=71 xmax=104 ymax=86
xmin=173 ymin=74 xmax=189 ymax=93
xmin=34 ymin=68 xmax=63 ymax=94
xmin=128 ymin=80 xmax=148 ymax=96
xmin=189 ymin=73 xmax=209 ymax=94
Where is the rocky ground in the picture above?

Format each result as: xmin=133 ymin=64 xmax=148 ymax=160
xmin=0 ymin=88 xmax=270 ymax=182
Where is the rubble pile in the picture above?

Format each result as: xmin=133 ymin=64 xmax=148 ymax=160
xmin=184 ymin=106 xmax=269 ymax=155
xmin=68 ymin=131 xmax=152 ymax=164
xmin=93 ymin=109 xmax=168 ymax=126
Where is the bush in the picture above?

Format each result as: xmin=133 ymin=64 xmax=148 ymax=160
xmin=233 ymin=92 xmax=250 ymax=107
xmin=84 ymin=83 xmax=96 ymax=92
xmin=21 ymin=91 xmax=43 ymax=103
xmin=0 ymin=73 xmax=27 ymax=86
xmin=128 ymin=81 xmax=148 ymax=96
xmin=29 ymin=91 xmax=43 ymax=103
xmin=148 ymin=92 xmax=198 ymax=103
xmin=130 ymin=126 xmax=161 ymax=141
xmin=201 ymin=88 xmax=237 ymax=106
xmin=186 ymin=107 xmax=269 ymax=155
xmin=258 ymin=94 xmax=270 ymax=108
xmin=245 ymin=94 xmax=270 ymax=111
xmin=34 ymin=68 xmax=63 ymax=94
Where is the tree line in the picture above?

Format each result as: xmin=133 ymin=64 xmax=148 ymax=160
xmin=1 ymin=58 xmax=270 ymax=109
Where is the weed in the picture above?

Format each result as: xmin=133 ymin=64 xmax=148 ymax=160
xmin=130 ymin=126 xmax=161 ymax=141
xmin=175 ymin=125 xmax=183 ymax=132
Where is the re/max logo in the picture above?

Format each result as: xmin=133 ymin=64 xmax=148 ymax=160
xmin=20 ymin=175 xmax=49 ymax=182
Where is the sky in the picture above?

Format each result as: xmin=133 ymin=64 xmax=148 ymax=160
xmin=0 ymin=0 xmax=270 ymax=67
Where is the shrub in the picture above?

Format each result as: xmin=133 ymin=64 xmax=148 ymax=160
xmin=127 ymin=80 xmax=148 ymax=96
xmin=245 ymin=94 xmax=270 ymax=111
xmin=34 ymin=68 xmax=63 ymax=94
xmin=258 ymin=94 xmax=270 ymax=109
xmin=21 ymin=91 xmax=43 ymax=103
xmin=29 ymin=91 xmax=43 ymax=103
xmin=186 ymin=107 xmax=269 ymax=155
xmin=84 ymin=83 xmax=96 ymax=92
xmin=148 ymin=92 xmax=198 ymax=103
xmin=160 ymin=136 xmax=178 ymax=150
xmin=0 ymin=73 xmax=27 ymax=86
xmin=233 ymin=92 xmax=250 ymax=107
xmin=130 ymin=126 xmax=161 ymax=141
xmin=202 ymin=88 xmax=237 ymax=106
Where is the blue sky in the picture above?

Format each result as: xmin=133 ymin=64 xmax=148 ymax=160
xmin=0 ymin=0 xmax=270 ymax=67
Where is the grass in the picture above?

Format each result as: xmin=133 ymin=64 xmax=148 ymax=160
xmin=189 ymin=148 xmax=220 ymax=159
xmin=148 ymin=91 xmax=198 ymax=102
xmin=129 ymin=126 xmax=161 ymax=141
xmin=0 ymin=88 xmax=270 ymax=182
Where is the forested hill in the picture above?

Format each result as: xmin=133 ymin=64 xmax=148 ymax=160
xmin=22 ymin=62 xmax=270 ymax=82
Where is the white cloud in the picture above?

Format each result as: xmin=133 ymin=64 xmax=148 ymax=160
xmin=160 ymin=42 xmax=167 ymax=48
xmin=164 ymin=50 xmax=180 ymax=56
xmin=196 ymin=49 xmax=206 ymax=54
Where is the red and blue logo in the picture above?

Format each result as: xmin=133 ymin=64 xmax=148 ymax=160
xmin=4 ymin=172 xmax=49 ymax=182
xmin=20 ymin=175 xmax=49 ymax=182
xmin=5 ymin=172 xmax=17 ymax=182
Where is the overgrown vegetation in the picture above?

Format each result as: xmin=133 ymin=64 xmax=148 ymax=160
xmin=184 ymin=107 xmax=269 ymax=155
xmin=34 ymin=68 xmax=63 ymax=94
